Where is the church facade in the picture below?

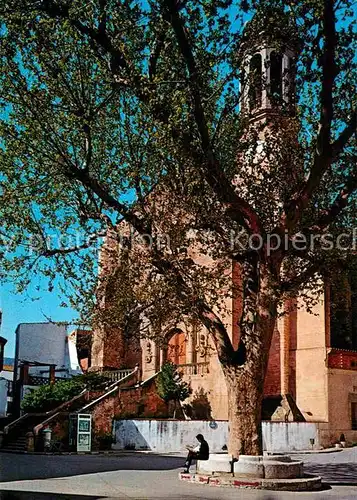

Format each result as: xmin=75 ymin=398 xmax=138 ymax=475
xmin=90 ymin=12 xmax=357 ymax=448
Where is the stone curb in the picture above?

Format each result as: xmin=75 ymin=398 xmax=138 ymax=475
xmin=0 ymin=450 xmax=124 ymax=456
xmin=179 ymin=472 xmax=322 ymax=491
xmin=268 ymin=448 xmax=343 ymax=455
xmin=0 ymin=449 xmax=182 ymax=456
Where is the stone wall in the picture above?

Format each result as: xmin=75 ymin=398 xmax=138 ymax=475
xmin=90 ymin=378 xmax=169 ymax=438
xmin=113 ymin=419 xmax=228 ymax=453
xmin=295 ymin=294 xmax=329 ymax=422
xmin=112 ymin=419 xmax=322 ymax=453
xmin=324 ymin=368 xmax=357 ymax=445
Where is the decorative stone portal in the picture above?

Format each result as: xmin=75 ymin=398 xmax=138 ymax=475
xmin=179 ymin=454 xmax=322 ymax=491
xmin=166 ymin=330 xmax=186 ymax=365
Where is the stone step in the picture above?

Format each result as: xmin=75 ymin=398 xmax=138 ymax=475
xmin=2 ymin=436 xmax=27 ymax=451
xmin=3 ymin=442 xmax=27 ymax=446
xmin=179 ymin=472 xmax=322 ymax=491
xmin=6 ymin=437 xmax=27 ymax=443
xmin=2 ymin=445 xmax=27 ymax=452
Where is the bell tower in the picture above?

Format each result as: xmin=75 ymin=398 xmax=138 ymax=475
xmin=235 ymin=5 xmax=303 ymax=210
xmin=234 ymin=5 xmax=305 ymax=420
xmin=240 ymin=5 xmax=300 ymax=123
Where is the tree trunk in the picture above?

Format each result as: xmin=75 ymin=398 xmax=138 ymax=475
xmin=224 ymin=260 xmax=279 ymax=458
xmin=198 ymin=256 xmax=280 ymax=459
xmin=224 ymin=361 xmax=266 ymax=457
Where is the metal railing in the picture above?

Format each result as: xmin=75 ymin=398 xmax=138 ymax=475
xmin=177 ymin=363 xmax=210 ymax=376
xmin=78 ymin=367 xmax=138 ymax=412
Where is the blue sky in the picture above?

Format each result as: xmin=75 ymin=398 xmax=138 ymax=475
xmin=0 ymin=282 xmax=77 ymax=358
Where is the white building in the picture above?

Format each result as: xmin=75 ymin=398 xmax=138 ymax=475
xmin=13 ymin=322 xmax=84 ymax=415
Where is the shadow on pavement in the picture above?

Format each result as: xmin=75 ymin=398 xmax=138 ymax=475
xmin=305 ymin=462 xmax=357 ymax=486
xmin=0 ymin=453 xmax=183 ymax=483
xmin=0 ymin=492 xmax=106 ymax=500
xmin=0 ymin=495 xmax=281 ymax=500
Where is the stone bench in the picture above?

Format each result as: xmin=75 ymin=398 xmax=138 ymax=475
xmin=197 ymin=453 xmax=233 ymax=474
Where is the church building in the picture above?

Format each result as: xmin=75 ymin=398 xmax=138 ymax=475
xmin=89 ymin=9 xmax=357 ymax=448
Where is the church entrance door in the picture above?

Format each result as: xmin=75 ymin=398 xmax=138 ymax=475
xmin=166 ymin=330 xmax=186 ymax=365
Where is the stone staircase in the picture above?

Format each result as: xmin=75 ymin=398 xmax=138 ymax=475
xmin=2 ymin=434 xmax=27 ymax=453
xmin=1 ymin=368 xmax=139 ymax=453
xmin=1 ymin=389 xmax=91 ymax=453
xmin=1 ymin=414 xmax=45 ymax=452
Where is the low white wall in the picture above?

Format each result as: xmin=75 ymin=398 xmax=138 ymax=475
xmin=113 ymin=420 xmax=228 ymax=453
xmin=263 ymin=422 xmax=320 ymax=452
xmin=112 ymin=420 xmax=320 ymax=453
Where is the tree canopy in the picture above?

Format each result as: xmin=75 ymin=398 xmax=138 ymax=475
xmin=0 ymin=0 xmax=356 ymax=455
xmin=0 ymin=1 xmax=355 ymax=322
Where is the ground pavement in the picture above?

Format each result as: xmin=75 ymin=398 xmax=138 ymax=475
xmin=0 ymin=448 xmax=357 ymax=499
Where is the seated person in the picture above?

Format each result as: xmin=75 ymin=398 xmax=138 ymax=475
xmin=183 ymin=434 xmax=209 ymax=473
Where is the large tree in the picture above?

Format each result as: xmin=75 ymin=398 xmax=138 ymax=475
xmin=0 ymin=0 xmax=356 ymax=457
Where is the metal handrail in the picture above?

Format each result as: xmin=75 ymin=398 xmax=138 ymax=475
xmin=33 ymin=368 xmax=138 ymax=434
xmin=79 ymin=367 xmax=138 ymax=412
xmin=5 ymin=368 xmax=137 ymax=439
xmin=33 ymin=390 xmax=88 ymax=436
xmin=4 ymin=390 xmax=87 ymax=436
xmin=4 ymin=412 xmax=44 ymax=435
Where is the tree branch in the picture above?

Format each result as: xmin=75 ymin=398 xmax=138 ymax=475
xmin=42 ymin=232 xmax=106 ymax=257
xmin=282 ymin=0 xmax=338 ymax=230
xmin=317 ymin=0 xmax=337 ymax=156
xmin=281 ymin=261 xmax=322 ymax=293
xmin=331 ymin=110 xmax=357 ymax=160
xmin=196 ymin=301 xmax=236 ymax=365
xmin=162 ymin=0 xmax=264 ymax=237
xmin=148 ymin=30 xmax=166 ymax=80
xmin=62 ymin=163 xmax=152 ymax=236
xmin=39 ymin=0 xmax=147 ymax=98
xmin=163 ymin=0 xmax=210 ymax=151
xmin=309 ymin=165 xmax=357 ymax=231
xmin=37 ymin=0 xmax=264 ymax=238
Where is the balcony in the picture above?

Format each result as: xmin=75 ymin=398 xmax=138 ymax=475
xmin=328 ymin=348 xmax=357 ymax=370
xmin=177 ymin=363 xmax=210 ymax=376
xmin=102 ymin=369 xmax=135 ymax=383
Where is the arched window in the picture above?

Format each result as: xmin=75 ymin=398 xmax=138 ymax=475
xmin=249 ymin=54 xmax=262 ymax=110
xmin=270 ymin=52 xmax=282 ymax=105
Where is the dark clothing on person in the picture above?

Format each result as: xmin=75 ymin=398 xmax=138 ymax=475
xmin=184 ymin=438 xmax=209 ymax=472
xmin=197 ymin=439 xmax=209 ymax=460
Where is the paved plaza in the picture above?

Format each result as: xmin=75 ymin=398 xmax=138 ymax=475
xmin=0 ymin=448 xmax=357 ymax=499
